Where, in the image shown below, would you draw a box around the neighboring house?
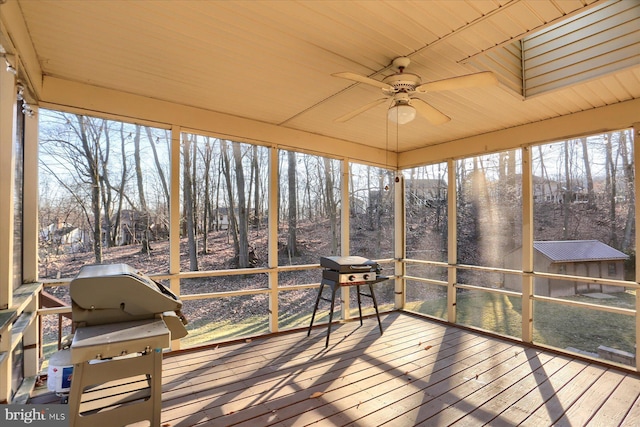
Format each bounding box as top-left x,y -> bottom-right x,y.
504,240 -> 628,297
101,209 -> 153,246
509,174 -> 590,204
40,221 -> 87,254
215,207 -> 231,231
406,178 -> 447,207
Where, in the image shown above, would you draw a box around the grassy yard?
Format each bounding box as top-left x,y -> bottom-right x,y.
406,289 -> 637,355
180,301 -> 397,348
181,289 -> 637,357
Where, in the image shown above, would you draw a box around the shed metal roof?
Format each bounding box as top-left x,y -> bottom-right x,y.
534,240 -> 629,263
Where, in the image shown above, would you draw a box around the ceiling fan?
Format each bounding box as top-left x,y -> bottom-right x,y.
333,57 -> 498,125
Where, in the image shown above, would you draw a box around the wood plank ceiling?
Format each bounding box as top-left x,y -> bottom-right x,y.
6,0 -> 640,161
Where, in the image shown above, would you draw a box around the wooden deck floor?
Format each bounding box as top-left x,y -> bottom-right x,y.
31,312 -> 640,426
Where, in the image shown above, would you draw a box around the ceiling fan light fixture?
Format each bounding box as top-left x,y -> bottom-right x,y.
388,104 -> 416,124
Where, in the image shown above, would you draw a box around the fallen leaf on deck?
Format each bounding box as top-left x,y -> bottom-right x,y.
310,392 -> 324,398
424,345 -> 433,351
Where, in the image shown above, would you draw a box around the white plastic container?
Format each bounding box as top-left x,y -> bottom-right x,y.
47,349 -> 74,393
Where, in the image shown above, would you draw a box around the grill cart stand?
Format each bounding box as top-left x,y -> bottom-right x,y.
308,256 -> 389,347
307,277 -> 388,347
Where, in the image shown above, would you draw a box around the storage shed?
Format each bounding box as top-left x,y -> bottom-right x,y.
504,240 -> 629,297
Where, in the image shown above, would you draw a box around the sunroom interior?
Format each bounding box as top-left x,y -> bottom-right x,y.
1,0 -> 640,425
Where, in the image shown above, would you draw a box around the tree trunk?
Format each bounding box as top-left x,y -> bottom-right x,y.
537,145 -> 553,201
367,167 -> 375,230
144,127 -> 170,213
376,171 -> 384,230
113,122 -> 128,247
287,150 -> 298,258
233,142 -> 250,267
580,137 -> 595,207
323,157 -> 338,255
99,121 -> 114,247
304,156 -> 312,222
563,140 -> 571,239
215,155 -> 223,231
201,137 -> 213,254
134,125 -> 147,213
252,145 -> 260,227
605,134 -> 618,247
182,134 -> 198,271
76,115 -> 103,263
619,131 -> 635,250
220,140 -> 240,256
133,125 -> 152,254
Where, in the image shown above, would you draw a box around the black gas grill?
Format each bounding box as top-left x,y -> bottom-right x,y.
308,256 -> 389,347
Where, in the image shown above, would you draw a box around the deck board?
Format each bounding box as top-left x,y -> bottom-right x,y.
519,364 -> 606,426
455,354 -> 572,426
29,311 -> 640,426
587,374 -> 640,426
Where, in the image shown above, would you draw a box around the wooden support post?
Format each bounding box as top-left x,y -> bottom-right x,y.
394,172 -> 405,310
521,146 -> 534,343
268,146 -> 279,333
633,123 -> 640,372
447,160 -> 457,323
340,160 -> 350,320
169,125 -> 181,351
0,51 -> 17,403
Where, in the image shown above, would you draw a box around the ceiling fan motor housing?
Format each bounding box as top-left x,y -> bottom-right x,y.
382,73 -> 422,95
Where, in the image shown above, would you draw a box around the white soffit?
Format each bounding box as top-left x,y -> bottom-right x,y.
468,0 -> 640,99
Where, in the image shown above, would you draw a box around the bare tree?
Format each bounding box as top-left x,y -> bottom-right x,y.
182,134 -> 198,270
198,137 -> 214,254
111,122 -> 129,248
220,139 -> 240,257
323,157 -> 338,255
619,131 -> 635,251
605,133 -> 618,247
537,145 -> 554,200
287,150 -> 298,257
144,127 -> 170,210
251,145 -> 261,227
132,125 -> 153,254
303,156 -> 313,222
219,139 -> 253,267
563,140 -> 572,239
233,142 -> 250,267
580,137 -> 595,207
71,115 -> 105,263
98,120 -> 115,248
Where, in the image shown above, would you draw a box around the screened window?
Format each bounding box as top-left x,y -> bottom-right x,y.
39,110 -> 170,278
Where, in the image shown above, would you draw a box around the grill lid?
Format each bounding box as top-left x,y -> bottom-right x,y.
320,256 -> 378,273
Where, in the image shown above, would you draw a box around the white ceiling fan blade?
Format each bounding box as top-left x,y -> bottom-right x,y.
335,98 -> 388,123
332,72 -> 394,91
415,71 -> 498,93
410,98 -> 451,125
